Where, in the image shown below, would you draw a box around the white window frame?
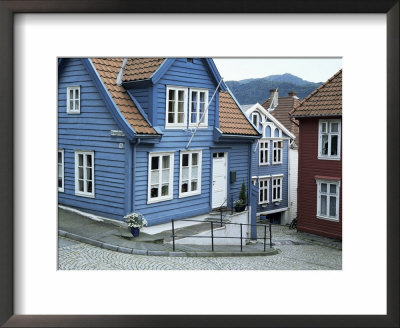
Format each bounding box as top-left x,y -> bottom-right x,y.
272,175 -> 283,202
251,112 -> 259,128
316,179 -> 340,221
74,151 -> 95,198
259,140 -> 269,165
148,152 -> 174,204
165,86 -> 188,128
251,176 -> 258,186
258,176 -> 270,204
189,88 -> 209,128
318,119 -> 341,160
67,86 -> 80,114
179,150 -> 202,198
272,140 -> 283,164
58,149 -> 64,192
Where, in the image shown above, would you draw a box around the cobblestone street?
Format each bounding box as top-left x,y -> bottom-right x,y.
58,231 -> 342,270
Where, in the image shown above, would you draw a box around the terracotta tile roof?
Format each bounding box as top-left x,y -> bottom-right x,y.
219,91 -> 259,136
291,70 -> 342,117
122,58 -> 165,82
262,96 -> 300,141
91,58 -> 157,135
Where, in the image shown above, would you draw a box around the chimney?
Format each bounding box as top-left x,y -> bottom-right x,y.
270,89 -> 278,100
268,89 -> 279,110
288,91 -> 297,97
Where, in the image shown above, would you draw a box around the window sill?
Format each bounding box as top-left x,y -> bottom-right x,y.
259,163 -> 270,166
147,196 -> 173,204
165,125 -> 187,130
75,192 -> 95,198
272,162 -> 283,165
188,124 -> 208,129
316,215 -> 339,222
179,191 -> 201,198
259,202 -> 269,206
67,111 -> 81,115
318,156 -> 341,161
272,200 -> 282,204
58,188 -> 64,192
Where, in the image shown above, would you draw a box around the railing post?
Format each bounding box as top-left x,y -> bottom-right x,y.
211,221 -> 214,252
240,223 -> 243,252
269,220 -> 272,248
264,224 -> 266,252
172,219 -> 175,252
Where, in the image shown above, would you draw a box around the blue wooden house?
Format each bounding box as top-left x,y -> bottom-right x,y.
58,58 -> 260,226
244,103 -> 296,225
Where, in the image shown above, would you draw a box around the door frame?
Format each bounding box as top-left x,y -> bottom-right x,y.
211,150 -> 229,209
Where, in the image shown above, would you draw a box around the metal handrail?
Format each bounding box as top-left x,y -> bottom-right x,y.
171,218 -> 272,252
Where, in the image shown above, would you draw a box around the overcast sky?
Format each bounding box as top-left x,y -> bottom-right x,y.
213,58 -> 342,83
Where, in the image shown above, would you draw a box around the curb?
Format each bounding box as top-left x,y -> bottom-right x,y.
59,230 -> 279,257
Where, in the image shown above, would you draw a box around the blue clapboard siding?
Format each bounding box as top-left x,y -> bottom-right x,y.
131,58 -> 252,225
131,87 -> 150,118
251,139 -> 289,213
58,58 -> 129,220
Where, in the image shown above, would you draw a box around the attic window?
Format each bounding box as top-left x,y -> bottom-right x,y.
187,58 -> 194,63
67,86 -> 80,114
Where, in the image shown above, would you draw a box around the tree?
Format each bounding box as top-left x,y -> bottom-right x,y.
239,181 -> 247,205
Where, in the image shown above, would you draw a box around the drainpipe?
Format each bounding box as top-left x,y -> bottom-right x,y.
131,138 -> 141,212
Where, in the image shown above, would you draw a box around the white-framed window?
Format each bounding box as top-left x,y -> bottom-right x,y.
179,150 -> 202,197
318,120 -> 341,159
67,86 -> 80,114
148,152 -> 174,203
74,151 -> 94,197
189,89 -> 208,127
259,177 -> 270,204
166,86 -> 187,128
58,149 -> 64,192
272,175 -> 283,201
272,140 -> 283,164
259,140 -> 269,165
251,112 -> 259,128
316,179 -> 340,221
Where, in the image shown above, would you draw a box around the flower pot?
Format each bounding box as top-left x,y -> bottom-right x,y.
130,227 -> 140,237
234,205 -> 246,212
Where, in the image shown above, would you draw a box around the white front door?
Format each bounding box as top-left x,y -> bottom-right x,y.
212,152 -> 227,209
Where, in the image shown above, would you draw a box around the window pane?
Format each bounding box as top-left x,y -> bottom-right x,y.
330,135 -> 338,155
260,180 -> 264,188
178,90 -> 184,101
70,100 -> 74,110
168,89 -> 175,101
150,186 -> 158,198
161,184 -> 169,196
79,180 -> 84,192
87,181 -> 92,193
321,183 -> 327,193
192,166 -> 198,179
191,180 -> 198,191
218,152 -> 224,157
321,122 -> 327,132
162,156 -> 170,169
182,167 -> 189,180
277,187 -> 281,198
259,190 -> 263,202
162,169 -> 169,183
75,100 -> 79,110
252,115 -> 257,125
69,89 -> 74,99
273,188 -> 276,199
320,195 -> 327,215
86,168 -> 92,180
330,122 -> 339,132
75,89 -> 79,99
79,167 -> 84,179
182,154 -> 189,167
86,155 -> 92,167
78,154 -> 83,166
58,165 -> 62,177
181,182 -> 188,193
192,153 -> 198,165
58,152 -> 62,164
329,196 -> 337,217
321,135 -> 329,155
58,177 -> 62,188
330,184 -> 337,194
260,150 -> 264,163
151,170 -> 159,184
168,113 -> 174,123
200,92 -> 205,102
213,153 -> 217,158
177,112 -> 184,123
151,156 -> 159,170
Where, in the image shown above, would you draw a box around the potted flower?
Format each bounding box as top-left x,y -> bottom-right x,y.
124,212 -> 147,237
234,181 -> 247,212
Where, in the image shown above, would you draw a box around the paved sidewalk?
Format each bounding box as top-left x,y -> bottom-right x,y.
58,207 -> 342,257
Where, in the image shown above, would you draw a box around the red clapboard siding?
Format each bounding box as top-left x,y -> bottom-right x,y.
297,117 -> 342,239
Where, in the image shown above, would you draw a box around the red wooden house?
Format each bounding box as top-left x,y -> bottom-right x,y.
290,70 -> 342,239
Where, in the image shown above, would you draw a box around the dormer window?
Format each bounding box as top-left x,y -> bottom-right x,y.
189,89 -> 208,127
67,86 -> 80,114
251,112 -> 259,128
187,58 -> 194,63
166,86 -> 187,128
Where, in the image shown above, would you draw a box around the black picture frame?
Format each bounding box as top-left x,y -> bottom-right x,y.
0,1 -> 398,327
